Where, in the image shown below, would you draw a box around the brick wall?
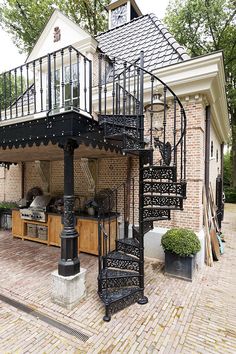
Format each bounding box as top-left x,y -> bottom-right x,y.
0,165 -> 22,201
0,96 -> 208,233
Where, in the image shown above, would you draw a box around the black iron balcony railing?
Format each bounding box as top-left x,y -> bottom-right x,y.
0,45 -> 92,121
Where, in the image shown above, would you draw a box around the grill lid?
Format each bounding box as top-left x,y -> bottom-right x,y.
30,195 -> 51,209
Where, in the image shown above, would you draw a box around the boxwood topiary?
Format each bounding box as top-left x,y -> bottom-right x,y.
161,228 -> 201,257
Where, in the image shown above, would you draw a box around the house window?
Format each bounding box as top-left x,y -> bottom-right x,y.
216,149 -> 218,162
46,69 -> 60,109
64,63 -> 79,108
211,141 -> 213,158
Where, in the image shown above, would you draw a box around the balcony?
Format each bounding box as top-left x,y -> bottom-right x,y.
0,45 -> 92,124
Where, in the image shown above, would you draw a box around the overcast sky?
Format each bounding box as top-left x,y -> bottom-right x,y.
0,0 -> 170,72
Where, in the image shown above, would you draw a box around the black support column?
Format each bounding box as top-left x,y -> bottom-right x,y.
58,139 -> 80,276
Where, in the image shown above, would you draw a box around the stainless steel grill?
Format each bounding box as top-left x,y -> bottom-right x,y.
20,195 -> 51,222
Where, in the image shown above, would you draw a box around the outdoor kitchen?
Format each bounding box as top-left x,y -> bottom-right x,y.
11,185 -> 118,255
4,155 -> 121,256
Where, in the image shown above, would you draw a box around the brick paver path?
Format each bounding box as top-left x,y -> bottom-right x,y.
0,204 -> 236,353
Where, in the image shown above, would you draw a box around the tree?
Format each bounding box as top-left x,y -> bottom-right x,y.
0,0 -> 109,54
165,0 -> 236,187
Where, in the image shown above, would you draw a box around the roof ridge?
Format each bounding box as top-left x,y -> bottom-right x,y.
96,14 -> 149,38
148,13 -> 189,61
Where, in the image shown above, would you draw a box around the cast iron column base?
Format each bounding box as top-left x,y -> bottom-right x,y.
58,140 -> 80,277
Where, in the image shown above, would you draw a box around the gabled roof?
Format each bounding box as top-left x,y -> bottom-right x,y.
96,14 -> 190,71
27,9 -> 94,63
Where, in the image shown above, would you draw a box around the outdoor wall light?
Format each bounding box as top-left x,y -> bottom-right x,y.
145,90 -> 171,166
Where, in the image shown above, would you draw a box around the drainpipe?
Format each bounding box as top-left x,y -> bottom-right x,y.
205,106 -> 211,201
21,162 -> 25,199
220,143 -> 224,180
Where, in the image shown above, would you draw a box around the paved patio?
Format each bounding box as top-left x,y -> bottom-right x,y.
0,204 -> 236,353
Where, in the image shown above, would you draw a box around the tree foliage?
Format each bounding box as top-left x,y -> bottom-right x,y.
165,0 -> 236,187
0,0 -> 109,54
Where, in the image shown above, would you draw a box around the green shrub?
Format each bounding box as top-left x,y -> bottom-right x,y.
223,151 -> 232,187
0,201 -> 18,209
224,187 -> 236,203
161,228 -> 201,256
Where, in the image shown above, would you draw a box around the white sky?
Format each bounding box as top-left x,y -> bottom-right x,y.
0,0 -> 170,72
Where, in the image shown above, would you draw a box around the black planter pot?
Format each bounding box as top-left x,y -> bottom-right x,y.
0,209 -> 13,230
164,250 -> 196,281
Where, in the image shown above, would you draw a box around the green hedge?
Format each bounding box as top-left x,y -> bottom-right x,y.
161,228 -> 201,256
0,201 -> 18,210
224,187 -> 236,203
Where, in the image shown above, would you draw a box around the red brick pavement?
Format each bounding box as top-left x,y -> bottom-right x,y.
0,204 -> 235,353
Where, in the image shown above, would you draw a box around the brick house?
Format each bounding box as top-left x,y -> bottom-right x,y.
0,0 -> 230,320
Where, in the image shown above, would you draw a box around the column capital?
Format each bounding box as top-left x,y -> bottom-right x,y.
59,139 -> 78,153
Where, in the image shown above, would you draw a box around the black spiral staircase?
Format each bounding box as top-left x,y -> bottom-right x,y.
97,52 -> 187,321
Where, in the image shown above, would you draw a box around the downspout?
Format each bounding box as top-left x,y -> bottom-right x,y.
21,162 -> 25,199
220,143 -> 224,180
205,106 -> 211,201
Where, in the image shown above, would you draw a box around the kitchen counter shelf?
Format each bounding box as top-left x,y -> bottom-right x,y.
12,210 -> 117,255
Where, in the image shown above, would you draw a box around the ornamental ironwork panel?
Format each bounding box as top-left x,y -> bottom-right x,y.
106,257 -> 140,272
103,123 -> 140,140
143,181 -> 186,197
101,276 -> 140,290
99,114 -> 139,128
107,289 -> 143,315
117,242 -> 140,258
142,166 -> 177,181
143,195 -> 183,209
142,208 -> 171,221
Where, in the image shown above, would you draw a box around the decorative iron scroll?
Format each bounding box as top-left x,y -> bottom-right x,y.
154,138 -> 172,166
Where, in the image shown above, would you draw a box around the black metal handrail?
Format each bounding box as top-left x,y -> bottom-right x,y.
97,178 -> 137,284
0,45 -> 92,121
98,51 -> 187,180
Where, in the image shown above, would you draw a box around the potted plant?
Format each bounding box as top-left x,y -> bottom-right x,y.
0,201 -> 18,229
161,228 -> 201,281
84,199 -> 98,216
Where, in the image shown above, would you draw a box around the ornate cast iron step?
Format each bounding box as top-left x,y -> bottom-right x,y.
99,114 -> 140,126
143,181 -> 187,198
100,287 -> 143,321
142,208 -> 171,222
104,131 -> 139,141
132,220 -> 154,240
99,269 -> 140,290
99,114 -> 141,141
142,166 -> 177,182
116,238 -> 140,258
143,195 -> 183,209
104,251 -> 140,272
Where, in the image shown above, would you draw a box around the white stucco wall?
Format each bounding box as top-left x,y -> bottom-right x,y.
209,123 -> 222,202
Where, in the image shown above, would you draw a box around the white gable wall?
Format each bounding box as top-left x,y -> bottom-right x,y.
27,11 -> 94,63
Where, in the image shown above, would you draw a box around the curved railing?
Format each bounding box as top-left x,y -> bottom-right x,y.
98,51 -> 187,180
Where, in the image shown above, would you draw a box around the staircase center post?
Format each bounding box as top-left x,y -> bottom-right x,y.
58,139 -> 80,276
137,154 -> 148,305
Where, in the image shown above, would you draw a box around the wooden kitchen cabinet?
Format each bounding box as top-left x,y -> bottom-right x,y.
12,209 -> 24,237
11,210 -> 117,255
48,214 -> 63,246
77,217 -> 117,256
